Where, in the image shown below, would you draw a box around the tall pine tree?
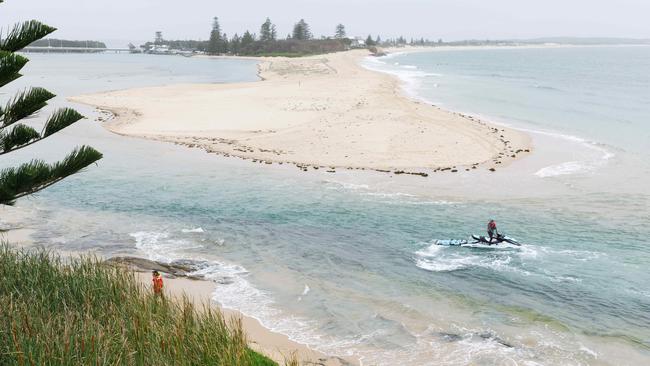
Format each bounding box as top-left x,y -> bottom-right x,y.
292,19 -> 312,40
259,18 -> 277,42
0,9 -> 102,205
335,24 -> 346,39
207,17 -> 222,54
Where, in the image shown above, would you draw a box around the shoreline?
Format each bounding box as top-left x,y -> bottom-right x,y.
70,49 -> 531,175
129,265 -> 358,366
0,205 -> 357,366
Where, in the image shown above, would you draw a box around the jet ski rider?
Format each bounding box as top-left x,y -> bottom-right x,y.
487,219 -> 498,243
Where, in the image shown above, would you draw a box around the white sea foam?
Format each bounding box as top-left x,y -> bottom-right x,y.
182,227 -> 205,233
415,257 -> 470,272
323,180 -> 369,191
579,343 -> 599,359
132,231 -> 181,262
298,284 -> 311,301
362,56 -> 442,102
523,128 -> 615,178
535,161 -> 591,178
414,242 -> 527,274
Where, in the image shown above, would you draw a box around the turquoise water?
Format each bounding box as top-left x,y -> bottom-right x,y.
2,50 -> 650,365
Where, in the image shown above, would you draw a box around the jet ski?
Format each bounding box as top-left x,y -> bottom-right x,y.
436,233 -> 521,247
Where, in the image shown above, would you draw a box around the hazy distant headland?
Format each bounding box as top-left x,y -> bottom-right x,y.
23,38 -> 107,53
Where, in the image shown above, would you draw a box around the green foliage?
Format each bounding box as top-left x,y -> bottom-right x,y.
260,18 -> 277,42
0,87 -> 55,127
292,19 -> 312,41
0,51 -> 28,87
234,39 -> 347,57
0,123 -> 39,152
42,107 -> 84,137
0,246 -> 277,365
230,33 -> 242,54
335,24 -> 346,39
0,20 -> 56,52
207,17 -> 228,54
241,30 -> 256,48
0,4 -> 101,205
0,146 -> 102,205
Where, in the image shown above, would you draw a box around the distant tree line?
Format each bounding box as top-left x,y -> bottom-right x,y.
141,17 -> 456,57
29,39 -> 107,48
141,18 -> 353,57
202,17 -> 351,56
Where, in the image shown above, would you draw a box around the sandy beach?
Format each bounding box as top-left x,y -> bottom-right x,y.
71,49 -> 530,173
133,273 -> 356,366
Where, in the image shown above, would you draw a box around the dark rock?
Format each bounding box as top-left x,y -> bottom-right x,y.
106,256 -> 195,278
438,332 -> 463,342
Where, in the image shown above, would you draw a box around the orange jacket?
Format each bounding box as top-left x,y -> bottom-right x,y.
153,275 -> 163,293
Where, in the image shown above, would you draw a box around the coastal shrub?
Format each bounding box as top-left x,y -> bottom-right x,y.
0,245 -> 277,366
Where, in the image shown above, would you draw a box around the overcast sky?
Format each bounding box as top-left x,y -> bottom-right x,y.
2,0 -> 649,47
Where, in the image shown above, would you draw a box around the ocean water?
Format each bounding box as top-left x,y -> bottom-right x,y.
2,49 -> 650,365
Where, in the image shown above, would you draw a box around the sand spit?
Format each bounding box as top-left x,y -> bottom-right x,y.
71,49 -> 530,175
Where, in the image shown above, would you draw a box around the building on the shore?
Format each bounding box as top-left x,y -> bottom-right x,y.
144,44 -> 171,54
349,37 -> 367,49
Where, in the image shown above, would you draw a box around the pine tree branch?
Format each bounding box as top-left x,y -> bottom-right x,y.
0,87 -> 55,128
42,108 -> 84,137
0,146 -> 103,205
0,51 -> 28,88
0,20 -> 56,52
0,123 -> 39,153
0,109 -> 86,156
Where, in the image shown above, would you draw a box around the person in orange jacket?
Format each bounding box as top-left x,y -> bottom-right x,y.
152,270 -> 164,295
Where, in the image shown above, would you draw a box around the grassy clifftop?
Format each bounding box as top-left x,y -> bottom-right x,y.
0,245 -> 280,365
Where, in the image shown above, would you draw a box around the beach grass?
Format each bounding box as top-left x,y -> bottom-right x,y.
0,244 -> 278,365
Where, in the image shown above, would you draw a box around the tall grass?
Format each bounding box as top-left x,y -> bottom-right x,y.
0,245 -> 277,365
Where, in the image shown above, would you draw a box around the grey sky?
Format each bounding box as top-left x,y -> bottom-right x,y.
2,0 -> 649,47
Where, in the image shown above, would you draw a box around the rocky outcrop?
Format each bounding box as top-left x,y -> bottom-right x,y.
105,256 -> 204,280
